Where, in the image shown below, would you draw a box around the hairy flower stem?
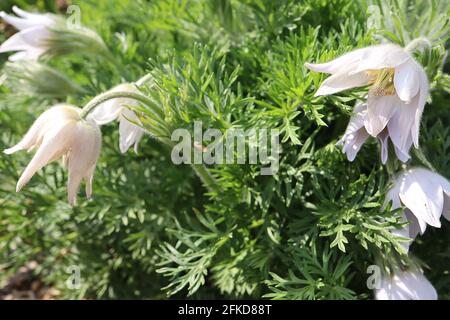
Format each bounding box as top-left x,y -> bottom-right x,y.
385,156 -> 396,178
190,164 -> 222,194
384,142 -> 398,178
413,148 -> 436,172
80,91 -> 164,120
136,74 -> 153,86
405,37 -> 432,53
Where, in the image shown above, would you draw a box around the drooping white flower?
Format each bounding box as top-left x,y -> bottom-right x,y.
306,43 -> 429,162
375,269 -> 437,300
0,6 -> 108,61
4,104 -> 102,205
87,83 -> 144,153
386,167 -> 450,249
337,101 -> 413,164
0,6 -> 57,61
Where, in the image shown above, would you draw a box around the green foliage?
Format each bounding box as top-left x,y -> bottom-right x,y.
0,0 -> 449,300
265,244 -> 356,300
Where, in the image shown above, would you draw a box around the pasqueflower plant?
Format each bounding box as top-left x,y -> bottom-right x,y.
0,0 -> 448,300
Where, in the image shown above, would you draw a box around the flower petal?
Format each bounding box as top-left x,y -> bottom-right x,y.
16,120 -> 77,192
305,46 -> 369,74
350,44 -> 411,74
364,94 -> 397,136
4,104 -> 78,154
389,210 -> 421,253
7,49 -> 43,61
399,168 -> 443,231
87,99 -> 122,125
404,209 -> 421,240
376,270 -> 437,300
433,172 -> 450,221
314,71 -> 369,96
11,6 -> 54,26
337,102 -> 370,161
386,181 -> 402,209
411,66 -> 429,148
88,83 -> 141,125
394,60 -> 419,103
442,195 -> 450,222
0,11 -> 36,30
67,168 -> 83,206
66,120 -> 101,205
392,135 -> 412,163
378,130 -> 389,164
0,26 -> 50,57
84,164 -> 96,199
119,109 -> 143,153
396,270 -> 437,300
387,87 -> 418,154
339,129 -> 369,162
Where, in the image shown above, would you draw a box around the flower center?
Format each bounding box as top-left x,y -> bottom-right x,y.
367,68 -> 396,96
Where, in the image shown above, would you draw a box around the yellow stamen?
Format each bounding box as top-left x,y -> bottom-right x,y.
366,68 -> 396,96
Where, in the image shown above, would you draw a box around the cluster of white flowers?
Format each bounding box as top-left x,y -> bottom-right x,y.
306,43 -> 448,299
1,7 -> 148,204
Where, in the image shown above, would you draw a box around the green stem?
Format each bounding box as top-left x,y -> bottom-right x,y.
190,164 -> 222,194
384,142 -> 397,178
136,74 -> 153,86
80,91 -> 164,120
405,37 -> 432,53
385,156 -> 396,178
413,147 -> 436,172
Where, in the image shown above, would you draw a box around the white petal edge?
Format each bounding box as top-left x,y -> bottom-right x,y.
399,168 -> 444,231
364,94 -> 397,137
314,71 -> 370,96
393,60 -> 420,103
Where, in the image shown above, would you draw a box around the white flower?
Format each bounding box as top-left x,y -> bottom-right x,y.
386,167 -> 450,250
4,104 -> 102,205
88,83 -> 144,153
0,6 -> 57,61
306,43 -> 429,162
375,269 -> 437,300
337,101 -> 413,164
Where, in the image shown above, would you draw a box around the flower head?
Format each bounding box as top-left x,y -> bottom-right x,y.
0,6 -> 108,61
88,83 -> 144,153
4,104 -> 102,205
306,43 -> 429,162
375,268 -> 437,300
386,167 -> 450,250
0,6 -> 56,61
